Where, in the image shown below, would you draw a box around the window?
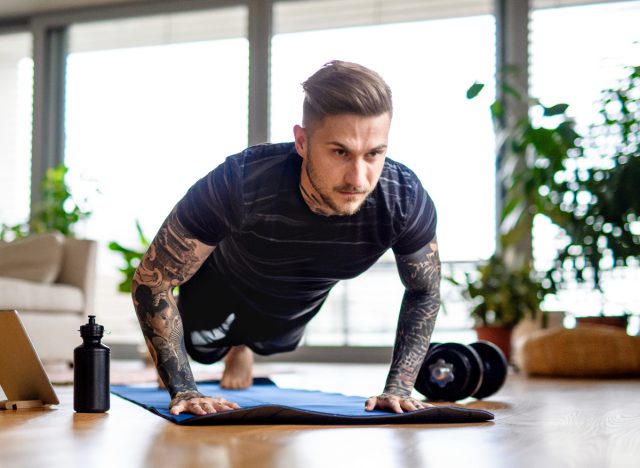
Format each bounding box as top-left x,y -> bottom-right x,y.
530,0 -> 640,327
271,2 -> 496,345
64,7 -> 249,342
0,32 -> 32,233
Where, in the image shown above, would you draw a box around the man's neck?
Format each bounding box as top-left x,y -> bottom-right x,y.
299,181 -> 332,216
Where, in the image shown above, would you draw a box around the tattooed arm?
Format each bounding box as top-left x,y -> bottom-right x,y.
132,208 -> 239,415
365,237 -> 441,413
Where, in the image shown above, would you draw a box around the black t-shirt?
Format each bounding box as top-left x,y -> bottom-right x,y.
176,142 -> 437,320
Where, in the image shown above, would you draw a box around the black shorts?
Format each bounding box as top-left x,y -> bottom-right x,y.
177,261 -> 311,364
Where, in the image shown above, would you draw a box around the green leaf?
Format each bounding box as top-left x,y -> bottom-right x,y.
108,241 -> 138,255
466,82 -> 485,100
135,219 -> 151,248
490,101 -> 504,120
543,103 -> 569,116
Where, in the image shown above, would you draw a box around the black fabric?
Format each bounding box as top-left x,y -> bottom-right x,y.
178,261 -> 310,363
175,142 -> 437,330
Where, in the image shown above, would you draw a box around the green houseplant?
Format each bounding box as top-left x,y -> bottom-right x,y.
453,74 -> 580,357
459,64 -> 640,338
108,220 -> 150,293
467,76 -> 581,261
547,64 -> 640,327
463,255 -> 553,328
0,164 -> 92,241
450,254 -> 555,359
551,65 -> 640,287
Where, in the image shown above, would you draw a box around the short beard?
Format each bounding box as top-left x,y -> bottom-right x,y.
305,147 -> 368,217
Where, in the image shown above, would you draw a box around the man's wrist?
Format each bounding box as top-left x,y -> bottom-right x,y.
382,386 -> 412,398
169,389 -> 204,406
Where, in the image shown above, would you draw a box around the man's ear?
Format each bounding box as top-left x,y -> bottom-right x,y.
293,124 -> 307,158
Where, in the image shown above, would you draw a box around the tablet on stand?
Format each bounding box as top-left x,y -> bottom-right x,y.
0,310 -> 60,409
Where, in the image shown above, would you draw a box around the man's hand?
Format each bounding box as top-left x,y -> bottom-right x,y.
374,239 -> 441,414
169,390 -> 241,415
364,393 -> 433,413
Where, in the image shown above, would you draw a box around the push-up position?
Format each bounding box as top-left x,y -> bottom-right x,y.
132,60 -> 440,415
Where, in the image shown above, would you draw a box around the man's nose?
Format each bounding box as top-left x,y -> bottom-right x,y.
344,159 -> 367,189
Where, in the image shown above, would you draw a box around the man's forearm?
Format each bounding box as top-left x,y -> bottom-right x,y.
384,289 -> 439,396
130,208 -> 215,400
132,282 -> 199,398
386,238 -> 441,397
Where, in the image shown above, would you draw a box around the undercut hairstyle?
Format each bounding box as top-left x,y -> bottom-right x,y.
301,60 -> 393,131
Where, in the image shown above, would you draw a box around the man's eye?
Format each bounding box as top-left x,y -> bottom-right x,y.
334,149 -> 346,157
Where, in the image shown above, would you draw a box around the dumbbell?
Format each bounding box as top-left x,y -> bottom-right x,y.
414,341 -> 508,402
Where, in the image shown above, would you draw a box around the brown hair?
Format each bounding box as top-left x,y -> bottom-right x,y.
301,60 -> 393,130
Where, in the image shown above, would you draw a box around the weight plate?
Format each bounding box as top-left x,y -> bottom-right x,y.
470,341 -> 508,399
414,342 -> 442,397
415,343 -> 483,402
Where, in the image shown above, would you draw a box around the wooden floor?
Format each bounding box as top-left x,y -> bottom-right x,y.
1,362 -> 639,468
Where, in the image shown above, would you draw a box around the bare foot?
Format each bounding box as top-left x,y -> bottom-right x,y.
221,345 -> 254,389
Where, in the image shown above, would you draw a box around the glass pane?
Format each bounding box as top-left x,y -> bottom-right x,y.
0,32 -> 32,234
271,17 -> 496,262
271,13 -> 496,345
531,1 -> 640,125
65,7 -> 249,343
530,1 -> 640,321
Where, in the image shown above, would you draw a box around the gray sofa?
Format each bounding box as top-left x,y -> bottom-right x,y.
0,233 -> 97,363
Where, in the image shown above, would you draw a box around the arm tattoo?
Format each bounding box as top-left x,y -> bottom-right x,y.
384,237 -> 441,397
131,208 -> 214,398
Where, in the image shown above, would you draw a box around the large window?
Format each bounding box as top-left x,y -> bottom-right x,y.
64,7 -> 249,342
21,0 -> 638,351
271,3 -> 496,345
530,0 -> 640,325
0,32 -> 32,232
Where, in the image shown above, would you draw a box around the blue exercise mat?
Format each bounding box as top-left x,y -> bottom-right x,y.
111,378 -> 494,425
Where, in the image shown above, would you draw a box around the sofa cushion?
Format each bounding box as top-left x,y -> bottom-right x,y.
0,277 -> 83,313
0,233 -> 65,283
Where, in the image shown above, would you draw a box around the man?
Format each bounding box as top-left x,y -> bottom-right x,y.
132,60 -> 440,416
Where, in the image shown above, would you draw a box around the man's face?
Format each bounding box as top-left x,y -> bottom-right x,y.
294,113 -> 391,216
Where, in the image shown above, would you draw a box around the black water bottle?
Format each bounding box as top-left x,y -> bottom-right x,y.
74,315 -> 110,413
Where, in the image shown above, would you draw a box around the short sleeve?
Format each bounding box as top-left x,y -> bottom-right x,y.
174,155 -> 244,246
392,182 -> 437,256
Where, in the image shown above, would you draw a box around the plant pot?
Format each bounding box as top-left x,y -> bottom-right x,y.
575,315 -> 628,331
475,326 -> 513,362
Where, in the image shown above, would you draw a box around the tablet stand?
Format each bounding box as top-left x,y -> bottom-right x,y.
0,399 -> 45,410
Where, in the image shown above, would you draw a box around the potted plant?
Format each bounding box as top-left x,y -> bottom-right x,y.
449,254 -> 554,359
454,72 -> 579,357
462,64 -> 640,333
467,72 -> 581,264
0,164 -> 92,241
547,65 -> 640,328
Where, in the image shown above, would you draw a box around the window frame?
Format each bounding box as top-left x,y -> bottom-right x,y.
14,0 -> 637,359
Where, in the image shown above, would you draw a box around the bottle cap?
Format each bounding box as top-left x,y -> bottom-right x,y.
80,315 -> 104,339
